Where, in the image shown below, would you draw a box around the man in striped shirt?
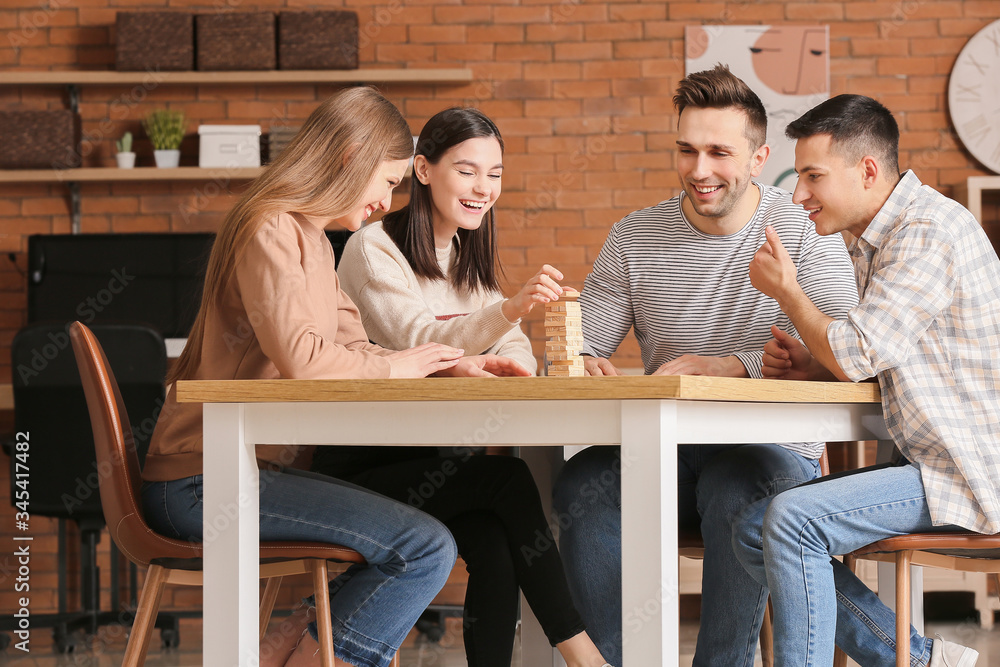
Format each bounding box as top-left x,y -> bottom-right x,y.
552,65 -> 859,667
735,95 -> 990,666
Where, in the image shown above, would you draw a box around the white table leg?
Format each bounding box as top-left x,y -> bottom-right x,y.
621,400 -> 679,666
203,403 -> 260,667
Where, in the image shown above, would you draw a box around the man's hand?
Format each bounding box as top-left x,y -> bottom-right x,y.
749,226 -> 801,305
762,326 -> 814,379
437,354 -> 533,378
583,356 -> 623,376
763,326 -> 841,381
652,354 -> 747,377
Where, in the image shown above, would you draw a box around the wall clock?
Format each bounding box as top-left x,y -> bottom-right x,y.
948,18 -> 1000,174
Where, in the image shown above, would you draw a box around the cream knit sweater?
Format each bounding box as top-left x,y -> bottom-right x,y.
338,221 -> 538,375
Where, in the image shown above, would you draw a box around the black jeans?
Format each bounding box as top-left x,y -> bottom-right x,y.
314,452 -> 586,667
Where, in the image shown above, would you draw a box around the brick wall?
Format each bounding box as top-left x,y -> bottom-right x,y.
1,0 -> 998,635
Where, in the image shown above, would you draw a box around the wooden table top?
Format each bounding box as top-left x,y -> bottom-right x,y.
175,375 -> 881,405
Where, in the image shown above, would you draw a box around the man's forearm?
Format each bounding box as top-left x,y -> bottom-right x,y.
780,286 -> 851,382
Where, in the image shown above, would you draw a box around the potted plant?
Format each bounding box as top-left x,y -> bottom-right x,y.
143,109 -> 185,168
114,131 -> 135,169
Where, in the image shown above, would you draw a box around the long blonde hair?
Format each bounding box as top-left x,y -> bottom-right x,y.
169,86 -> 413,384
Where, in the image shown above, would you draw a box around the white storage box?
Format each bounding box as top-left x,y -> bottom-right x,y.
198,125 -> 261,168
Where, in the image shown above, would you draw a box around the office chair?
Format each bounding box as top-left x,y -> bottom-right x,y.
69,321 -> 400,666
1,322 -> 170,652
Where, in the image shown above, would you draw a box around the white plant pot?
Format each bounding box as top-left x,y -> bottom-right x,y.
154,149 -> 181,168
115,152 -> 136,169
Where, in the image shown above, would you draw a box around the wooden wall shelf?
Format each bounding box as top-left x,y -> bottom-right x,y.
0,68 -> 473,86
0,166 -> 263,183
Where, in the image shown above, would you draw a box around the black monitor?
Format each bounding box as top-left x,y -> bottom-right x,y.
27,230 -> 352,338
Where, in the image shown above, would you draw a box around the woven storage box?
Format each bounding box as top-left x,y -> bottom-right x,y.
196,12 -> 275,71
0,110 -> 81,169
278,11 -> 359,70
116,12 -> 194,71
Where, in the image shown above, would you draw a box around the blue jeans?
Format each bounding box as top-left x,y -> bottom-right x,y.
732,462 -> 945,667
552,444 -> 819,667
142,466 -> 457,667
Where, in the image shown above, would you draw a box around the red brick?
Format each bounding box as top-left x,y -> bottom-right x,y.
786,2 -> 844,20
877,56 -> 939,76
553,80 -> 610,99
669,3 -> 728,21
523,62 -> 581,80
526,23 -> 583,42
433,5 -> 491,23
494,6 -> 550,23
552,4 -> 607,23
468,24 -> 524,43
555,41 -> 611,61
496,43 -> 553,62
584,22 -> 643,41
610,4 -> 667,21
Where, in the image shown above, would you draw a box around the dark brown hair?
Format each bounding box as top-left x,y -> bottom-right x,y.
382,107 -> 504,293
673,63 -> 768,150
785,94 -> 900,179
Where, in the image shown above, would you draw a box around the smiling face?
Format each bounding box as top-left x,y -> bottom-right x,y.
331,158 -> 410,231
791,134 -> 873,238
414,136 -> 503,248
676,106 -> 769,235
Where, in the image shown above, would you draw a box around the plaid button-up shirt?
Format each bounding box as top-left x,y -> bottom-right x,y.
828,170 -> 1000,534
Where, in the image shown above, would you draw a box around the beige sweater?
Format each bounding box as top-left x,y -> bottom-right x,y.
143,212 -> 392,482
337,221 -> 537,375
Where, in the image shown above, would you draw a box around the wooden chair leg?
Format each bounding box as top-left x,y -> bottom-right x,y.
896,551 -> 913,667
390,653 -> 400,667
759,597 -> 774,667
260,576 -> 283,640
311,560 -> 335,667
123,564 -> 169,667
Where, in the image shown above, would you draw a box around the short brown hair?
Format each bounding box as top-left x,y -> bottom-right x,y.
673,64 -> 768,150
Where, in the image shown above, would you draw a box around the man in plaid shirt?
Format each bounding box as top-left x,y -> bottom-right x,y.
734,94 -> 998,667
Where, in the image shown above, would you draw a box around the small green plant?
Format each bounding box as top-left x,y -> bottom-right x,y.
115,131 -> 133,153
142,110 -> 186,150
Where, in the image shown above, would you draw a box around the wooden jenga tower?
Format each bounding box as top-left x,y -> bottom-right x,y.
544,288 -> 585,376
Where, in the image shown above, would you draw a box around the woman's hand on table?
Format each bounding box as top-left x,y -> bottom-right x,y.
387,342 -> 464,378
502,264 -> 565,322
436,354 -> 533,378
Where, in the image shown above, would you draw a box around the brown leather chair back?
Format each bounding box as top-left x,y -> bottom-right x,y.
69,321 -> 201,566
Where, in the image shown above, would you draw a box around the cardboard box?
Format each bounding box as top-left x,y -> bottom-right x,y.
198,125 -> 261,168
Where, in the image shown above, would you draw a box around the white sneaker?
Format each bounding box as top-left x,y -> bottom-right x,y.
929,634 -> 979,667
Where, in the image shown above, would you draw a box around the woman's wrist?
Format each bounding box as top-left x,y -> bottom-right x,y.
501,298 -> 522,323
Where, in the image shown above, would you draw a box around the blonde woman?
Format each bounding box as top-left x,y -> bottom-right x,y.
141,88 -> 527,667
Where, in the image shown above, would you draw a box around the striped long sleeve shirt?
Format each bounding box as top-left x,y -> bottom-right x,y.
580,183 -> 859,459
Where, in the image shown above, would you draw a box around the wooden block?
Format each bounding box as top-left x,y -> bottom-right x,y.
549,358 -> 584,368
545,342 -> 584,353
545,302 -> 581,313
560,288 -> 581,301
547,367 -> 586,377
547,351 -> 582,361
544,315 -> 582,324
